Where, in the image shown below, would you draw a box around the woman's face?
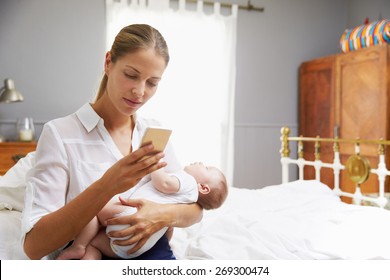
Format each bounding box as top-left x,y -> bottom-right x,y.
105,48 -> 166,116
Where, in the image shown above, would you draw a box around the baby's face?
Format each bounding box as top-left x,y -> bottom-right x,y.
184,162 -> 219,184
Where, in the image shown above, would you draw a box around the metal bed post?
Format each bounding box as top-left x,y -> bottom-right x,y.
371,143 -> 389,208
297,139 -> 304,180
280,127 -> 290,184
332,138 -> 342,193
314,136 -> 321,181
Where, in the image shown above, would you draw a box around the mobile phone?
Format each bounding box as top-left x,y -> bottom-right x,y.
140,127 -> 172,152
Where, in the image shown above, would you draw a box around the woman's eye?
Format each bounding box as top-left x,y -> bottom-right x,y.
147,81 -> 158,87
124,73 -> 137,79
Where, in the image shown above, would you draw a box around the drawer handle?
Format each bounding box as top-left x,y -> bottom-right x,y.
12,154 -> 26,163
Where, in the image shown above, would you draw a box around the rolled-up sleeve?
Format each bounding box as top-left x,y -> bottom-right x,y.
21,122 -> 69,239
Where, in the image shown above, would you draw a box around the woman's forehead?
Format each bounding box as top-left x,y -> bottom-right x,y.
118,49 -> 166,76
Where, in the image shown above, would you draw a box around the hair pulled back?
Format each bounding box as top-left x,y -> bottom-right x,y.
95,24 -> 169,101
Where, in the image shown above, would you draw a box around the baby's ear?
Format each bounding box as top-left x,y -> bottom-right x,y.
198,183 -> 210,194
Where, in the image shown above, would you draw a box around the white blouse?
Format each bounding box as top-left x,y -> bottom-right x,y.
21,103 -> 182,244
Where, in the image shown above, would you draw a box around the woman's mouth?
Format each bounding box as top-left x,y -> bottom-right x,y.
123,98 -> 142,108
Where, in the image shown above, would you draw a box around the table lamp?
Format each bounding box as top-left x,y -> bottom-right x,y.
0,78 -> 24,142
0,79 -> 24,103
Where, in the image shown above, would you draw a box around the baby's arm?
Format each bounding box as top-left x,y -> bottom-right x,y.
150,169 -> 180,194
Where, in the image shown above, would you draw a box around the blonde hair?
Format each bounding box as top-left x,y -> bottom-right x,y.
94,24 -> 169,101
197,171 -> 228,210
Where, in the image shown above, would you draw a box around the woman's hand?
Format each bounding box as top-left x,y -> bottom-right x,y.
105,197 -> 203,256
100,144 -> 167,196
105,197 -> 171,254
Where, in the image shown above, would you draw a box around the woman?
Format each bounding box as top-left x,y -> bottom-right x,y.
21,24 -> 202,260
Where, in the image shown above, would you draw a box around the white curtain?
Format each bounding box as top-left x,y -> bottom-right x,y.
105,0 -> 237,185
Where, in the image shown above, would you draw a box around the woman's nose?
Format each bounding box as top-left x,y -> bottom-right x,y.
132,83 -> 145,97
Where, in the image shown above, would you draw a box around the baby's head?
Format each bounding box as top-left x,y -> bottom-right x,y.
184,162 -> 228,210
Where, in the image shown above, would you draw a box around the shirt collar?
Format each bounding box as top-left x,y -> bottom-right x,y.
75,103 -> 101,133
75,103 -> 140,133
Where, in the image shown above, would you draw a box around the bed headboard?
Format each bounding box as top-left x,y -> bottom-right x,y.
280,126 -> 389,208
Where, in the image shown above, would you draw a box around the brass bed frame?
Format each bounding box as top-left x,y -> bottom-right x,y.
280,126 -> 390,208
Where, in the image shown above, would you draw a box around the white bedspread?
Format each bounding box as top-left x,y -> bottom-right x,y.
170,180 -> 390,259
2,179 -> 390,260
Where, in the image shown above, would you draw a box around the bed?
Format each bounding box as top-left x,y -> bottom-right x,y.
1,127 -> 390,260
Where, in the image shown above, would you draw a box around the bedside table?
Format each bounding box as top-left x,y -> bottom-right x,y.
0,142 -> 37,175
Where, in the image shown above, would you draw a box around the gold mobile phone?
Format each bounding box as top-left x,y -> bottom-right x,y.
140,127 -> 172,154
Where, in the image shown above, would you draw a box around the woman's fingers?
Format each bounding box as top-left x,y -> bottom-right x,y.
127,237 -> 148,255
118,197 -> 143,208
105,198 -> 167,256
123,151 -> 167,179
128,143 -> 155,163
102,150 -> 166,195
106,216 -> 145,237
127,143 -> 164,165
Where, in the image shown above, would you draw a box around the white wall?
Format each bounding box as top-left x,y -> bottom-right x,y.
0,0 -> 389,189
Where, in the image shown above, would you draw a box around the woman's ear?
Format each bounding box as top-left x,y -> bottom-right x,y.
104,51 -> 112,75
198,183 -> 210,194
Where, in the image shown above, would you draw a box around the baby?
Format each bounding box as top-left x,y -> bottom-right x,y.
56,162 -> 228,260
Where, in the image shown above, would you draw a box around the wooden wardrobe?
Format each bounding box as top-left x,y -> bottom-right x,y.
299,44 -> 390,197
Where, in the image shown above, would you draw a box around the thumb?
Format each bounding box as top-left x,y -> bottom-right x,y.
119,197 -> 143,209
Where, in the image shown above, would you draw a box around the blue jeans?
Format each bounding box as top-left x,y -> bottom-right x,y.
103,235 -> 176,260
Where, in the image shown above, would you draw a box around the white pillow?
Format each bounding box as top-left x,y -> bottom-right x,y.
0,152 -> 35,212
0,210 -> 29,259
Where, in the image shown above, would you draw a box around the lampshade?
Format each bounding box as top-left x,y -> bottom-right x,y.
0,79 -> 24,103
